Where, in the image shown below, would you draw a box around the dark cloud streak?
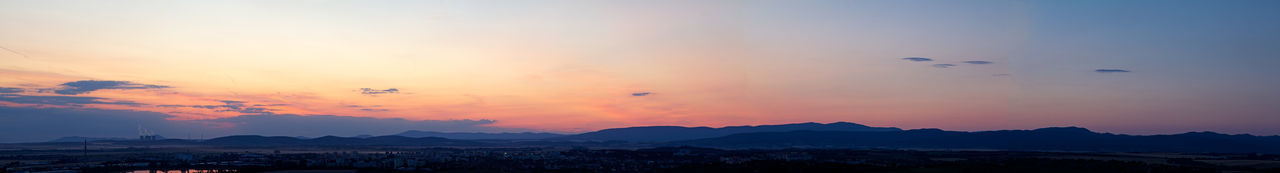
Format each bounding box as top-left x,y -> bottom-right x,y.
963,61 -> 994,64
0,87 -> 22,93
157,100 -> 276,114
360,88 -> 400,95
0,94 -> 143,106
1096,69 -> 1132,73
902,57 -> 933,62
54,80 -> 170,95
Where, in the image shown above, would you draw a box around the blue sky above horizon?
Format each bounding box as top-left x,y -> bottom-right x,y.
1,0 -> 1278,142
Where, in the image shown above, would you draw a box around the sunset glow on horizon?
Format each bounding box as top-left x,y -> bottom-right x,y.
3,0 -> 1279,142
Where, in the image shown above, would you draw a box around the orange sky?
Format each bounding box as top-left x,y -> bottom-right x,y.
2,0 -> 1278,136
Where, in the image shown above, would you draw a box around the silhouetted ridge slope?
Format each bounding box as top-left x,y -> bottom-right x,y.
556,122 -> 901,142
675,127 -> 1280,153
203,135 -> 479,146
204,135 -> 304,146
394,131 -> 564,139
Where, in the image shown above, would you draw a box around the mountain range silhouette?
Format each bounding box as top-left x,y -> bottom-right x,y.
673,126 -> 1280,153
47,122 -> 1280,153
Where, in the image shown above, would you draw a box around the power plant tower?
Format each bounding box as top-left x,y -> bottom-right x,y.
138,125 -> 158,141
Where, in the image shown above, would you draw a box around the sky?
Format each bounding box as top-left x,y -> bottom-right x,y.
2,0 -> 1279,142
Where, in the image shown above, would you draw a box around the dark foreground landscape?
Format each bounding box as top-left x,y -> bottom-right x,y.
4,145 -> 1280,173
4,122 -> 1280,173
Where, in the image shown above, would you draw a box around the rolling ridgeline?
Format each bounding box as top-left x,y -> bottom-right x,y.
64,122 -> 1280,153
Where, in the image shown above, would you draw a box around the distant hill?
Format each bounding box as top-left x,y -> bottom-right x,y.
555,122 -> 902,142
47,136 -> 135,143
674,127 -> 1280,153
203,135 -> 482,146
394,131 -> 565,140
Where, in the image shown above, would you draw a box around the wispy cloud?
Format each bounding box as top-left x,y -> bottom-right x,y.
0,94 -> 143,106
54,80 -> 170,95
963,61 -> 994,64
253,104 -> 288,106
932,64 -> 957,68
359,88 -> 400,95
237,107 -> 275,114
345,104 -> 391,112
0,87 -> 21,93
902,57 -> 933,62
1095,69 -> 1132,73
632,92 -> 652,96
158,100 -> 276,114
